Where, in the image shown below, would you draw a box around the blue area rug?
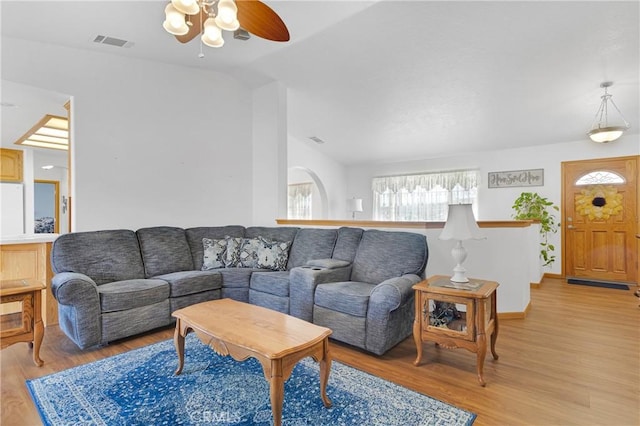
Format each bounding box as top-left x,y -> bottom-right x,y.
27,334 -> 476,425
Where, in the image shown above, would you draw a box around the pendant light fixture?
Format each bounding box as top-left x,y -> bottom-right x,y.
587,81 -> 630,143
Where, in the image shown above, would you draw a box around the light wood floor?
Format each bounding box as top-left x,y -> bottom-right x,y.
1,278 -> 638,425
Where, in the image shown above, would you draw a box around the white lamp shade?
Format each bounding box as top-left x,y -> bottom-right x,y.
171,0 -> 199,15
163,4 -> 189,36
201,18 -> 225,48
347,198 -> 363,212
439,204 -> 484,241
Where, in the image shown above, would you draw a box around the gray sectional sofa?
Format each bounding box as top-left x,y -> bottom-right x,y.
50,225 -> 428,355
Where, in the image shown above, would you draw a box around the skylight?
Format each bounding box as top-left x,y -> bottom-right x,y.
14,114 -> 69,151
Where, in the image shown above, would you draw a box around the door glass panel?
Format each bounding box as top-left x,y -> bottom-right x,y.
575,171 -> 625,186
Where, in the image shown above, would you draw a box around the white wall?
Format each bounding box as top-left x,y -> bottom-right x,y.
3,37 -> 253,231
347,136 -> 639,274
252,82 -> 288,226
288,136 -> 347,219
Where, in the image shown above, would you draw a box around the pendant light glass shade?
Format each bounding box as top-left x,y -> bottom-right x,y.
171,0 -> 199,15
201,18 -> 225,48
588,82 -> 630,143
163,4 -> 189,36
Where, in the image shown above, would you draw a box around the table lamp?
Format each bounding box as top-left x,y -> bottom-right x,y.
347,198 -> 363,220
439,204 -> 485,283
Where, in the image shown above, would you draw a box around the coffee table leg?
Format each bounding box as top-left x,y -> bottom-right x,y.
174,319 -> 185,375
269,372 -> 284,426
319,339 -> 332,407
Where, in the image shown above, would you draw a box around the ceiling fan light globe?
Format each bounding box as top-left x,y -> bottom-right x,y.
215,17 -> 240,32
171,0 -> 199,15
202,18 -> 224,48
216,0 -> 238,25
163,4 -> 189,35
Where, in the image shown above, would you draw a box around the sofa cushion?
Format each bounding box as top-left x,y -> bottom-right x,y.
98,279 -> 169,313
185,226 -> 246,269
153,270 -> 222,298
287,228 -> 338,269
332,227 -> 364,262
351,230 -> 428,284
202,238 -> 228,270
314,281 -> 376,317
136,227 -> 193,277
250,271 -> 291,297
51,229 -> 145,285
217,268 -> 270,288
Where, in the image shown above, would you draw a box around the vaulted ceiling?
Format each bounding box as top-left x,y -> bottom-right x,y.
2,1 -> 638,165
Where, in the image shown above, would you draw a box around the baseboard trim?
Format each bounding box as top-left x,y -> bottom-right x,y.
530,281 -> 541,289
498,301 -> 530,320
543,273 -> 564,280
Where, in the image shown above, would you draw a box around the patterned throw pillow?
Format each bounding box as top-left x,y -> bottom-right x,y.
237,237 -> 263,268
224,236 -> 244,267
201,238 -> 227,270
256,237 -> 292,271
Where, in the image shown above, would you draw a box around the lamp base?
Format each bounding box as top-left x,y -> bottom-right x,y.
450,240 -> 469,283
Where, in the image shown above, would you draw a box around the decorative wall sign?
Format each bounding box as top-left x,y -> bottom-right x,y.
488,168 -> 544,188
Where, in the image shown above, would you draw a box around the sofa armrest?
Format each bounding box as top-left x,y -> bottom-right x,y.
304,259 -> 351,270
369,274 -> 422,313
51,272 -> 102,349
289,264 -> 352,322
365,274 -> 422,355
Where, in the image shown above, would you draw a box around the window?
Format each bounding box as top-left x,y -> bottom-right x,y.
288,183 -> 313,219
372,170 -> 479,221
575,171 -> 625,186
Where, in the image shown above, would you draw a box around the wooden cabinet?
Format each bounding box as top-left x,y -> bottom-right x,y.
0,148 -> 24,182
413,275 -> 499,386
0,240 -> 57,326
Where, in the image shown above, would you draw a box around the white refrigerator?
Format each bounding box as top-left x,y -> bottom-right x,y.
1,182 -> 24,235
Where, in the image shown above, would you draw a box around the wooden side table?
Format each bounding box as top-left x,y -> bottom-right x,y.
413,275 -> 499,386
0,279 -> 45,366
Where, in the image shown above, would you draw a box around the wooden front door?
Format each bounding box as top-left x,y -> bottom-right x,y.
562,156 -> 638,284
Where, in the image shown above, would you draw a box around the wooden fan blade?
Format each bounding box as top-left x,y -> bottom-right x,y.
236,0 -> 290,42
175,9 -> 208,44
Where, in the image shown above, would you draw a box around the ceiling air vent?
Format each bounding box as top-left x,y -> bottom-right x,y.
309,136 -> 325,144
92,35 -> 134,48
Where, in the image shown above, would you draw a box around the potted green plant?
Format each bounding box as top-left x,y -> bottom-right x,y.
512,192 -> 560,267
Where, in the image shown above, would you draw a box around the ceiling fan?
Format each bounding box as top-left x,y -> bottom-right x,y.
163,0 -> 289,49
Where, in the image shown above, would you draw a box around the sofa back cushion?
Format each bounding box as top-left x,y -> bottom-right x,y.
136,226 -> 193,277
245,226 -> 299,242
51,229 -> 145,285
185,226 -> 246,269
331,227 -> 364,262
287,228 -> 338,269
351,230 -> 428,284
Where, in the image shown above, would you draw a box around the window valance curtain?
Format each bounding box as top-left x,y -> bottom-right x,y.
288,182 -> 313,219
372,170 -> 479,193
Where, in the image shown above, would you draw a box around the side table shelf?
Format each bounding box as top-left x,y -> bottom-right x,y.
413,275 -> 499,386
0,279 -> 45,366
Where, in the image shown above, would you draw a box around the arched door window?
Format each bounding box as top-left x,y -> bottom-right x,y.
575,171 -> 625,186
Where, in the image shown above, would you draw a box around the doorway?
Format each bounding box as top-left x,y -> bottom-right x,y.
34,180 -> 59,233
562,156 -> 638,284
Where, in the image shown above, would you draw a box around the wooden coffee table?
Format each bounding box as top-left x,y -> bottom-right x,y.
173,299 -> 332,426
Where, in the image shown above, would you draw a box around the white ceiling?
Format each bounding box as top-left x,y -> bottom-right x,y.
2,1 -> 639,165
